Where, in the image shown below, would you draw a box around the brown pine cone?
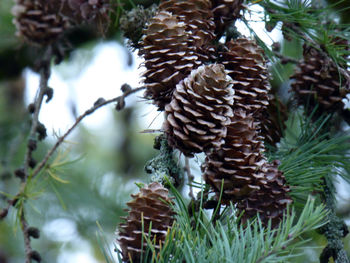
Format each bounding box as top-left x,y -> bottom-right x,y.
159,0 -> 216,62
291,44 -> 349,117
141,11 -> 201,110
202,108 -> 266,203
164,64 -> 234,157
118,182 -> 175,263
237,160 -> 293,227
12,0 -> 70,46
220,38 -> 270,117
211,0 -> 244,37
64,0 -> 110,27
261,94 -> 288,146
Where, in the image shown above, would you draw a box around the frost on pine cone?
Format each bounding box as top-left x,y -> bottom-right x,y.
202,108 -> 265,203
211,0 -> 244,36
261,94 -> 288,145
220,38 -> 270,118
141,11 -> 201,110
163,64 -> 234,157
118,182 -> 175,263
237,161 -> 293,227
291,44 -> 348,116
159,0 -> 216,61
12,0 -> 70,46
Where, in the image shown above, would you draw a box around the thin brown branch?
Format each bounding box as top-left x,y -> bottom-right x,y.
30,86 -> 145,179
140,129 -> 163,133
8,82 -> 144,262
23,50 -> 51,179
16,48 -> 52,262
20,209 -> 32,263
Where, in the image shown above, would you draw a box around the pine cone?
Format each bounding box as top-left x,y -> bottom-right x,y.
261,94 -> 288,145
291,45 -> 348,116
164,64 -> 234,157
118,182 -> 175,263
202,108 -> 265,203
141,11 -> 201,110
159,0 -> 216,50
236,161 -> 293,227
12,0 -> 70,46
211,0 -> 244,37
220,38 -> 270,117
65,0 -> 110,26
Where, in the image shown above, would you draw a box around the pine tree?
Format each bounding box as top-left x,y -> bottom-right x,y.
0,0 -> 350,262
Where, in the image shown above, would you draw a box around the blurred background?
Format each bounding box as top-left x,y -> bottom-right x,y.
1,0 -> 350,262
0,1 -> 161,261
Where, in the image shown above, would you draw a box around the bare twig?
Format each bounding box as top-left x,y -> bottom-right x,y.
140,129 -> 163,133
23,50 -> 51,179
31,86 -> 145,179
20,210 -> 32,263
185,157 -> 195,200
4,82 -> 144,262
16,48 -> 52,262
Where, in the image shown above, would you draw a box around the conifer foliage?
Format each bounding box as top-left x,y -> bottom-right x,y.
2,0 -> 350,262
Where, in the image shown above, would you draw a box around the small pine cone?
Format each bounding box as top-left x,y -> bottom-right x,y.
118,182 -> 175,263
220,38 -> 270,116
211,0 -> 244,37
261,94 -> 288,145
65,0 -> 110,26
12,0 -> 70,46
164,64 -> 234,157
202,108 -> 266,203
291,45 -> 348,116
159,0 -> 216,61
237,161 -> 293,227
141,11 -> 201,110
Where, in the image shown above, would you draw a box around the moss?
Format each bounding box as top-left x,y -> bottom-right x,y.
119,4 -> 158,49
145,135 -> 183,188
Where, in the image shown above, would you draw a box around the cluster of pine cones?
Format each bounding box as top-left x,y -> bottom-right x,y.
12,1 -> 350,262
141,0 -> 293,225
118,0 -> 297,262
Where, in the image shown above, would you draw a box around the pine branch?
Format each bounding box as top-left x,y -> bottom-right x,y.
15,47 -> 52,263
145,134 -> 183,187
23,50 -> 51,179
0,83 -> 144,262
134,190 -> 328,263
4,86 -> 145,206
30,85 -> 145,180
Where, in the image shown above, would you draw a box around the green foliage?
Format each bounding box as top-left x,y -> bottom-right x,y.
269,111 -> 350,206
259,0 -> 350,65
110,184 -> 327,263
0,0 -> 17,50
